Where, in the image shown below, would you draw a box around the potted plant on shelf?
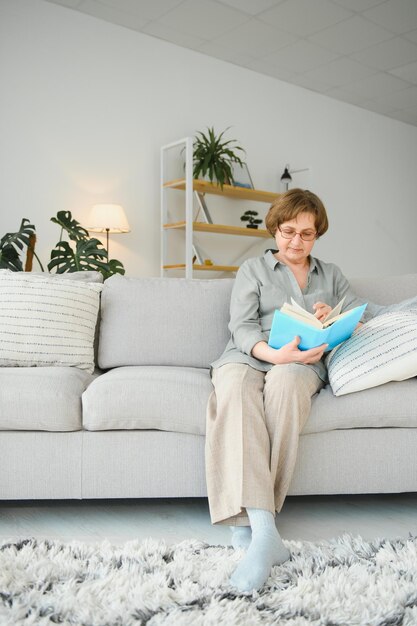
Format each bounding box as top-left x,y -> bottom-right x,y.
193,127 -> 245,189
240,210 -> 262,229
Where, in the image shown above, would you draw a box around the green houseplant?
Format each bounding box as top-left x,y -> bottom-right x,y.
0,219 -> 42,271
193,127 -> 245,189
0,212 -> 125,279
48,211 -> 124,279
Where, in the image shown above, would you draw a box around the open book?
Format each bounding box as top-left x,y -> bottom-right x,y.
268,297 -> 367,351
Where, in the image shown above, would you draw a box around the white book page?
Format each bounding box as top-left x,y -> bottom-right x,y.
283,296 -> 348,329
288,298 -> 317,320
322,307 -> 352,328
281,299 -> 322,329
323,296 -> 346,323
282,308 -> 323,329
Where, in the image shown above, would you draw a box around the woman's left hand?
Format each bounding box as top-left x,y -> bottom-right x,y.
313,302 -> 332,321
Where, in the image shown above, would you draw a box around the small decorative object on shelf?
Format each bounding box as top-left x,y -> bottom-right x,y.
240,210 -> 262,229
193,127 -> 245,189
231,162 -> 254,189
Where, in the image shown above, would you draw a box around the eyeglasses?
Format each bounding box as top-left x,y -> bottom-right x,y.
278,226 -> 317,241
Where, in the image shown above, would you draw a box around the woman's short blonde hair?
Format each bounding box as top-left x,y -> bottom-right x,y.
265,188 -> 329,238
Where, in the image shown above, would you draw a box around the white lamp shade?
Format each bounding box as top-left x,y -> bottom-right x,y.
86,204 -> 130,234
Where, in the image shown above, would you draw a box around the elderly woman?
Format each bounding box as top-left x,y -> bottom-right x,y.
205,188 -> 387,593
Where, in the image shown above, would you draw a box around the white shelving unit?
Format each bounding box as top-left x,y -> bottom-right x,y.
161,137 -> 279,279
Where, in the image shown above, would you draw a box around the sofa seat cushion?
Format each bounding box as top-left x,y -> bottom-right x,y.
0,367 -> 95,431
82,366 -> 212,435
304,378 -> 417,435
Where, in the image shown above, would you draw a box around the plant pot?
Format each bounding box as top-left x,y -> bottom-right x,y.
247,224 -> 259,229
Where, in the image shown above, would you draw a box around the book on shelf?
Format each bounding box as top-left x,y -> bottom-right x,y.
268,297 -> 367,351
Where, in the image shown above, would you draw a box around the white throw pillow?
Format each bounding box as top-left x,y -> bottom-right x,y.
0,271 -> 103,373
31,270 -> 104,284
327,311 -> 417,396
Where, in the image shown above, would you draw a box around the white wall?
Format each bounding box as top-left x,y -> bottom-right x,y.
1,0 -> 417,279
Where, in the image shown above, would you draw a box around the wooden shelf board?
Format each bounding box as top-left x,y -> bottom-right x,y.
163,264 -> 238,272
163,178 -> 280,203
164,221 -> 271,238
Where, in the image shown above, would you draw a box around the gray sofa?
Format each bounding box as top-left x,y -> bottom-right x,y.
1,273 -> 417,501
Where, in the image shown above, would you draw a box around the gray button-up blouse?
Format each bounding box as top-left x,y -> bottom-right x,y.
211,249 -> 388,382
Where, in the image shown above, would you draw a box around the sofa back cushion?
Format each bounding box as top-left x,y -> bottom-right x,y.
349,273 -> 417,304
98,276 -> 234,369
98,272 -> 417,369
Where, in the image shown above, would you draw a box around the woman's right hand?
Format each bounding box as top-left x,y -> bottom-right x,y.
277,336 -> 328,364
251,337 -> 328,365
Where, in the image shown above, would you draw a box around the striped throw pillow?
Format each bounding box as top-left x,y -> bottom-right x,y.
0,272 -> 103,373
327,311 -> 417,396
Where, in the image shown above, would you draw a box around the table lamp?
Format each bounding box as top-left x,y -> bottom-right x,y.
86,204 -> 130,254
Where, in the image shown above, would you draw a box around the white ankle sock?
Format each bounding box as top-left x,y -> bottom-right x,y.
229,526 -> 252,550
230,508 -> 290,592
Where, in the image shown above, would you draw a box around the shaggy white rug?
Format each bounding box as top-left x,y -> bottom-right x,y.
1,534 -> 417,625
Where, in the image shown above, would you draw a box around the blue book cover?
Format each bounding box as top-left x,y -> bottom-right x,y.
268,303 -> 367,351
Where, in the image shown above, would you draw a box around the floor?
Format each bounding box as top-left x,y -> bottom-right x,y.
0,493 -> 416,546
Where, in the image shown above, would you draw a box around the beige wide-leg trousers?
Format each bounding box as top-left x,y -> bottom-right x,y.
205,362 -> 323,526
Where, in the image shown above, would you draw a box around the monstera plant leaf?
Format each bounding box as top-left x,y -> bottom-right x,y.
48,211 -> 125,278
0,218 -> 36,271
51,211 -> 90,241
105,258 -> 125,278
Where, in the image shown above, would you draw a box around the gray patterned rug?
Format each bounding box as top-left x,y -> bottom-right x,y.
1,534 -> 417,625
